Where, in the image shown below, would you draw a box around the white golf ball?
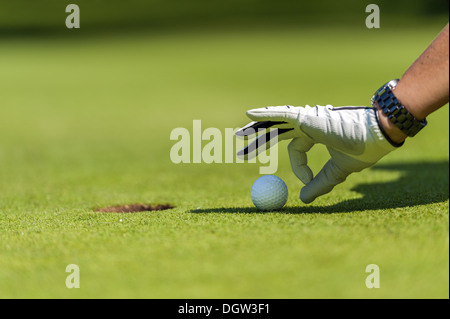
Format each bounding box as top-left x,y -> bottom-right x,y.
251,175 -> 288,211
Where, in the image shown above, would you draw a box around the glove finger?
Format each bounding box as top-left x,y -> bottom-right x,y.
299,158 -> 351,204
287,138 -> 314,184
246,105 -> 300,123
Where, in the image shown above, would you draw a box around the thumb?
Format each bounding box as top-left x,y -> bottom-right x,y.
300,158 -> 351,204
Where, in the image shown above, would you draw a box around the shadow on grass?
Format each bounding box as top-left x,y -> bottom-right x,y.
190,161 -> 449,214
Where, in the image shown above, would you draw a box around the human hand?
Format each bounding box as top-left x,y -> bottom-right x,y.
236,105 -> 401,203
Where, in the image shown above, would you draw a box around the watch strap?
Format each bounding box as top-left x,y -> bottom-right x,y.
371,79 -> 427,137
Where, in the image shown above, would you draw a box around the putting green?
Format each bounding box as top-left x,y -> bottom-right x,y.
0,25 -> 448,298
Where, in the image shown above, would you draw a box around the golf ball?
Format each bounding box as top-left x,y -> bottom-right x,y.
251,175 -> 288,211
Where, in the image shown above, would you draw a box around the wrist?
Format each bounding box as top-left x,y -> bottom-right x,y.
371,79 -> 427,138
373,102 -> 407,144
390,81 -> 428,121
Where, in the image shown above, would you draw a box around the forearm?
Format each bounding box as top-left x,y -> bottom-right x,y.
376,23 -> 449,143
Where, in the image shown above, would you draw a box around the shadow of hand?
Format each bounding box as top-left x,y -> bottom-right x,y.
190,161 -> 449,214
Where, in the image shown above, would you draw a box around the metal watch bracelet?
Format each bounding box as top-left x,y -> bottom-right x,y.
371,79 -> 427,137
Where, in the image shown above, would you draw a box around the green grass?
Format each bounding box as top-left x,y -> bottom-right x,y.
0,25 -> 448,298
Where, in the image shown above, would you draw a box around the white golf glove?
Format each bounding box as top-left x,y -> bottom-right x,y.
236,105 -> 402,204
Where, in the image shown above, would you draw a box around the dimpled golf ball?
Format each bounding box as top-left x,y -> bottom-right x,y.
251,175 -> 288,211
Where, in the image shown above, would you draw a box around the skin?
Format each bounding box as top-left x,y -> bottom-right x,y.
375,23 -> 449,144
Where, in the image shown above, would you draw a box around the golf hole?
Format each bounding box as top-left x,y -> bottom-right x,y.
95,203 -> 175,213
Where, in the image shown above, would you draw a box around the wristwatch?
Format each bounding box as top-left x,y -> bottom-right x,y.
371,79 -> 427,137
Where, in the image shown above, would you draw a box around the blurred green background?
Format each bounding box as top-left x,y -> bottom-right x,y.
0,0 -> 448,36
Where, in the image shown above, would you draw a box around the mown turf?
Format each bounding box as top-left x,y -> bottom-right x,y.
0,25 -> 448,298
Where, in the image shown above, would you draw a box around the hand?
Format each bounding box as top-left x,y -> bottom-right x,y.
236,105 -> 401,203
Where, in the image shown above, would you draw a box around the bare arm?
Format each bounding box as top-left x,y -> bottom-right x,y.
376,23 -> 449,143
